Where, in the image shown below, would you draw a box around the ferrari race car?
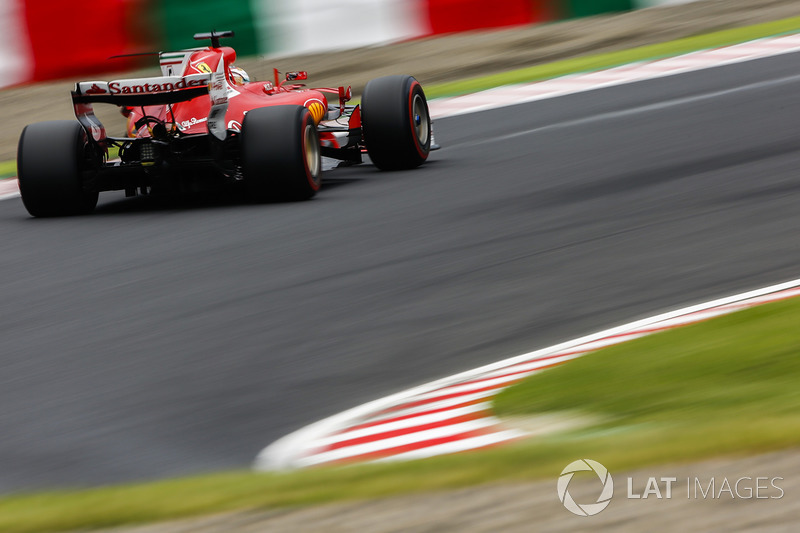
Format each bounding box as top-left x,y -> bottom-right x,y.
17,31 -> 435,217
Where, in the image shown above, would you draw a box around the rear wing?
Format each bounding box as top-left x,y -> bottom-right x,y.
71,67 -> 228,144
71,74 -> 210,107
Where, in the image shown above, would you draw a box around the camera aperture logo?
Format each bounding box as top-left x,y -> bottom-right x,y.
558,459 -> 614,516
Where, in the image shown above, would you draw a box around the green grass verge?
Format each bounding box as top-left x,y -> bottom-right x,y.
494,296 -> 800,460
3,296 -> 800,532
0,159 -> 16,180
494,297 -> 800,422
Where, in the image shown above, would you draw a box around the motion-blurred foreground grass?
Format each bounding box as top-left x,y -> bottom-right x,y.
495,295 -> 800,453
2,296 -> 800,532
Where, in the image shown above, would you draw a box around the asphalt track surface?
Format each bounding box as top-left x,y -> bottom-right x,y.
3,52 -> 800,494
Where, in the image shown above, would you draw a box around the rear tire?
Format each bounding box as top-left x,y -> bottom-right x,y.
17,121 -> 99,217
361,75 -> 431,170
241,105 -> 321,202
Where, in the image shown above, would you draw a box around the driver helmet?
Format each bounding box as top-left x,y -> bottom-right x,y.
229,66 -> 250,85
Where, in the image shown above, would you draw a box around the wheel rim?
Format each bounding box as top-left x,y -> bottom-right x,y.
304,124 -> 321,179
411,93 -> 429,147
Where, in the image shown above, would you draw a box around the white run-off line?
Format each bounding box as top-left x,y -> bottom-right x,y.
0,178 -> 19,200
4,33 -> 800,203
256,280 -> 800,470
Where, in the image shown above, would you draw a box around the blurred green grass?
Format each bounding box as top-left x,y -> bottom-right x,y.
0,159 -> 16,179
494,297 -> 800,423
2,297 -> 800,532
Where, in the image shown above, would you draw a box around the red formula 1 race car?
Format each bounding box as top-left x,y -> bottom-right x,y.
17,31 -> 435,216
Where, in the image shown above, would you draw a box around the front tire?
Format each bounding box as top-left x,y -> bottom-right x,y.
361,75 -> 431,170
17,121 -> 99,217
241,105 -> 321,202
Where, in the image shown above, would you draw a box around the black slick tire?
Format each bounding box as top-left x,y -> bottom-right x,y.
17,121 -> 99,217
241,105 -> 322,202
361,75 -> 431,170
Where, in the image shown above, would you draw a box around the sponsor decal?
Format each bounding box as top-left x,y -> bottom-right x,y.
305,99 -> 326,124
196,62 -> 212,74
108,77 -> 206,95
177,117 -> 207,131
85,83 -> 107,95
